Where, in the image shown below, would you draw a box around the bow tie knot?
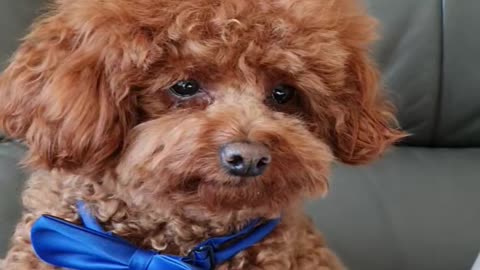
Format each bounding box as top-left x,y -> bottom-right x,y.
187,245 -> 215,269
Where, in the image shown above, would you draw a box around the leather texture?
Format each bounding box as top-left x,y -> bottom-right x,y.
0,143 -> 27,254
1,0 -> 479,269
306,147 -> 480,270
0,0 -> 43,69
437,1 -> 480,146
367,0 -> 480,147
366,0 -> 442,146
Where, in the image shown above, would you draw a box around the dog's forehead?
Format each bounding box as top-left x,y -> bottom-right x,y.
60,0 -> 350,96
130,1 -> 346,84
61,0 -> 347,81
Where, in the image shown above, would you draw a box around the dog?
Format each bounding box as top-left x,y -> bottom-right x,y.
0,0 -> 404,269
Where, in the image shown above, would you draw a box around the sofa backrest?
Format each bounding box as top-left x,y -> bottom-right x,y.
0,0 -> 43,69
367,0 -> 480,147
1,0 -> 479,147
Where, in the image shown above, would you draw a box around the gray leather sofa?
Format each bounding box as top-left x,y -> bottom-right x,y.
1,1 -> 479,269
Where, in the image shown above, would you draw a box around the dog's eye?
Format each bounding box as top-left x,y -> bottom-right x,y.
169,80 -> 201,97
272,84 -> 296,104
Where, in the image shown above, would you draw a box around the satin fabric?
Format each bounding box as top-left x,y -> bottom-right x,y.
31,202 -> 281,270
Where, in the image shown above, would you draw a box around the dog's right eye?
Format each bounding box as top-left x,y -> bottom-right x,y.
169,80 -> 201,97
271,84 -> 296,104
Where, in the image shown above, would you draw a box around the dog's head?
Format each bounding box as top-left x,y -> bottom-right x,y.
0,0 -> 404,214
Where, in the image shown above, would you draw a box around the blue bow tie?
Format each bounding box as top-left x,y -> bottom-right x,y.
30,202 -> 281,270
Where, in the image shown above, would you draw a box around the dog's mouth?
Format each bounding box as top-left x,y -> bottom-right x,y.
179,176 -> 261,193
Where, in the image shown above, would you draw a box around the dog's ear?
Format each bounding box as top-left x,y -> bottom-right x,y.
0,6 -> 148,174
327,10 -> 406,165
330,46 -> 406,165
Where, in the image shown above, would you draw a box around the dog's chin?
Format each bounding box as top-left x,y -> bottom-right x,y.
171,175 -> 303,214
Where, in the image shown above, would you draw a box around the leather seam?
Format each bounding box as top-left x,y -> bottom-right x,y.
431,0 -> 446,146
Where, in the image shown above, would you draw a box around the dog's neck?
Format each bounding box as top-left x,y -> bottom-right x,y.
78,173 -> 282,255
88,198 -> 281,255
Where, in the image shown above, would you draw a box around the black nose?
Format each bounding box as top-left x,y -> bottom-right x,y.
220,142 -> 271,177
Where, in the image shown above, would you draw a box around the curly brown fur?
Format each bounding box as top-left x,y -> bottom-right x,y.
0,0 -> 404,269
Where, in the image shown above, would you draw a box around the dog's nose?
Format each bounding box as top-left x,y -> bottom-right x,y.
220,142 -> 271,177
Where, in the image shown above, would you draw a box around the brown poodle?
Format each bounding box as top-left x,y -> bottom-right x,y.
0,0 -> 404,269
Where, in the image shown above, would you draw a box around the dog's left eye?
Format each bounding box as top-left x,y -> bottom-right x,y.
169,80 -> 201,97
272,84 -> 296,104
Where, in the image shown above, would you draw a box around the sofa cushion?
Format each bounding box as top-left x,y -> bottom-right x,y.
0,143 -> 27,257
306,147 -> 480,270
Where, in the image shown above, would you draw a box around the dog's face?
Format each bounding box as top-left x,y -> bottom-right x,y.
0,0 -> 403,214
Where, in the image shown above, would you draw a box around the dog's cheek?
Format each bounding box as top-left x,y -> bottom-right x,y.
117,113 -> 219,187
117,115 -> 186,180
250,117 -> 333,197
293,140 -> 332,197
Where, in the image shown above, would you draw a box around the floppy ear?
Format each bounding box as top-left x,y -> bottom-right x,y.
321,3 -> 406,165
0,8 -> 144,174
331,48 -> 406,165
